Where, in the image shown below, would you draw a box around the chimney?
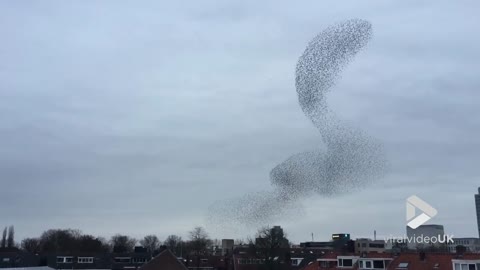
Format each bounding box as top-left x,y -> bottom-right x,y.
456,245 -> 467,257
419,251 -> 426,261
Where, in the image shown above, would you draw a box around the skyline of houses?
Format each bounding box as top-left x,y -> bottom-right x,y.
1,187 -> 479,270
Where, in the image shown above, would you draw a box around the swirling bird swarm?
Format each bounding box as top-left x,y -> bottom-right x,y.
208,19 -> 387,227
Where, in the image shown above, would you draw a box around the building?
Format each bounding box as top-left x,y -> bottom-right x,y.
255,226 -> 289,249
300,233 -> 352,252
452,257 -> 480,270
0,267 -> 55,270
299,242 -> 333,250
233,247 -> 310,270
50,253 -> 112,270
476,187 -> 480,238
355,238 -> 386,254
221,239 -> 234,256
0,248 -> 153,270
315,252 -> 338,269
139,249 -> 188,270
406,224 -> 447,250
331,234 -> 350,244
0,251 -> 41,268
392,253 -> 480,270
301,252 -> 480,270
448,238 -> 480,253
386,253 -> 479,270
357,253 -> 393,269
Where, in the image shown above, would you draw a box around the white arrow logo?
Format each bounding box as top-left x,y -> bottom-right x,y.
406,195 -> 438,229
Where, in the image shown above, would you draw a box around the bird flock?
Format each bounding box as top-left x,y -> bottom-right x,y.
208,19 -> 387,228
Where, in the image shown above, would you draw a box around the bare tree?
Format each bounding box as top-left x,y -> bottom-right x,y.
7,226 -> 14,248
164,235 -> 182,255
1,227 -> 6,248
21,238 -> 41,253
39,229 -> 82,253
110,234 -> 137,253
188,227 -> 211,255
78,235 -> 110,253
140,235 -> 160,253
235,239 -> 246,246
255,226 -> 289,249
254,226 -> 290,270
22,229 -> 108,253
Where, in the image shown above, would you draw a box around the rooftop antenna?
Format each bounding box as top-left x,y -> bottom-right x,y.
374,230 -> 377,241
311,233 -> 314,242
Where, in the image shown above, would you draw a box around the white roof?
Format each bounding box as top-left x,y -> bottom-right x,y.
1,267 -> 55,270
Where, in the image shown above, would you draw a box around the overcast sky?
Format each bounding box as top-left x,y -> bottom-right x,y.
1,0 -> 480,244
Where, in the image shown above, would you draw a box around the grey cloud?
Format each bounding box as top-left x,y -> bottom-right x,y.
1,0 -> 480,242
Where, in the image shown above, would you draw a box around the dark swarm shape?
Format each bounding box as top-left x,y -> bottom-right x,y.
208,19 -> 387,228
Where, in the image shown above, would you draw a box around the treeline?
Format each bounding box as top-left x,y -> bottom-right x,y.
16,226 -> 215,256
3,224 -> 291,260
1,226 -> 15,249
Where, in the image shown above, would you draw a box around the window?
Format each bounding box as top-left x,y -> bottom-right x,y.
339,259 -> 353,267
359,260 -> 373,269
57,257 -> 73,263
132,258 -> 148,263
373,260 -> 384,268
397,262 -> 409,269
454,264 -> 478,270
115,257 -> 131,263
2,258 -> 10,262
362,243 -> 367,247
78,257 -> 94,264
320,261 -> 335,268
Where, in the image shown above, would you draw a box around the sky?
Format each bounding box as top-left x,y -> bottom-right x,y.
1,0 -> 480,244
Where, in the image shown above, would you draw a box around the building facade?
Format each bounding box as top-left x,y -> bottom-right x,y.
221,239 -> 234,256
448,238 -> 480,253
476,187 -> 480,238
355,238 -> 386,254
406,224 -> 447,250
